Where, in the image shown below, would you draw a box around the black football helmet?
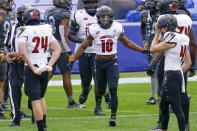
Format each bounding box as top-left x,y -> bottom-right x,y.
0,0 -> 14,11
53,0 -> 71,10
160,0 -> 178,14
23,8 -> 40,26
82,0 -> 98,16
96,6 -> 113,29
157,14 -> 178,32
145,0 -> 156,12
17,5 -> 32,25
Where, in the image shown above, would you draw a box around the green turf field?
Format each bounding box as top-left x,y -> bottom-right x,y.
1,73 -> 197,131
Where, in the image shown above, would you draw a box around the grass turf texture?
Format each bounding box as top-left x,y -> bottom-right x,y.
1,73 -> 197,131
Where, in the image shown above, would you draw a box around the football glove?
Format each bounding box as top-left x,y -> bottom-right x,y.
66,61 -> 74,72
0,53 -> 5,64
68,51 -> 73,62
146,60 -> 158,76
188,64 -> 195,77
143,40 -> 148,50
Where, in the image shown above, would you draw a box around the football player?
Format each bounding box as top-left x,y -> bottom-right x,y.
150,14 -> 191,131
68,0 -> 110,115
18,8 -> 61,131
148,0 -> 196,130
0,0 -> 13,119
45,0 -> 84,108
68,6 -> 149,126
4,5 -> 32,126
140,0 -> 160,104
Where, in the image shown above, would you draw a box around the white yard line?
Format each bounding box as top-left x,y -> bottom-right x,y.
1,112 -> 197,122
49,76 -> 197,86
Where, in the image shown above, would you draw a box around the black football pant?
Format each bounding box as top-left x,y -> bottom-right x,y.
9,63 -> 24,123
95,57 -> 119,114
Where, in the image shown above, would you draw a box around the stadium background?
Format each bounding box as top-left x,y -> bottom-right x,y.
14,0 -> 197,73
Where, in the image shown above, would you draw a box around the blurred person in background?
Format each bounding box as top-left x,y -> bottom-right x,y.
140,0 -> 160,105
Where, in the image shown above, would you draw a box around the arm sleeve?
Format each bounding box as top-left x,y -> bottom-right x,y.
163,32 -> 177,43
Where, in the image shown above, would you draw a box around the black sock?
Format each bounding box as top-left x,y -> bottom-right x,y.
159,114 -> 162,123
43,115 -> 46,128
36,120 -> 45,131
95,96 -> 102,108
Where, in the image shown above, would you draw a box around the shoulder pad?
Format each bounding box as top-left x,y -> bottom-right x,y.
163,32 -> 177,43
53,8 -> 70,21
16,26 -> 27,38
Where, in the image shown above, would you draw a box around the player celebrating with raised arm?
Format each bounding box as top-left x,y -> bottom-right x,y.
68,6 -> 149,126
18,9 -> 61,131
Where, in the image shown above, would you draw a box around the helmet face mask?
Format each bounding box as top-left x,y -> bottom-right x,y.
0,0 -> 14,11
82,0 -> 98,16
145,0 -> 156,11
53,0 -> 71,10
96,6 -> 113,29
17,5 -> 32,25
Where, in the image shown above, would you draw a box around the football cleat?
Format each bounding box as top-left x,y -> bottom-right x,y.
20,111 -> 31,118
147,97 -> 157,105
0,109 -> 6,119
68,101 -> 86,109
109,115 -> 116,127
9,121 -> 20,127
150,122 -> 161,131
2,104 -> 10,111
79,86 -> 92,104
94,108 -> 105,116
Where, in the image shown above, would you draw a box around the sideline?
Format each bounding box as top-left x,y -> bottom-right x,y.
48,76 -> 197,86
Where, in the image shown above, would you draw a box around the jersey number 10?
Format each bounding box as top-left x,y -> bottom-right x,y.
101,39 -> 113,53
32,36 -> 48,53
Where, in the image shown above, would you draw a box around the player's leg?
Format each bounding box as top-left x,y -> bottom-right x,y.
182,72 -> 190,130
95,58 -> 107,116
147,54 -> 158,104
40,72 -> 49,130
57,52 -> 83,108
106,57 -> 119,126
0,61 -> 8,119
78,53 -> 93,104
151,57 -> 165,131
24,66 -> 45,131
8,64 -> 23,126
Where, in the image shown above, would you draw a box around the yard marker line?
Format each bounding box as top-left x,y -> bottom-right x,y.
1,112 -> 197,122
49,76 -> 197,86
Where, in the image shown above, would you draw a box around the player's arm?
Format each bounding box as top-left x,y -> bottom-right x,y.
118,33 -> 145,53
68,20 -> 83,43
182,50 -> 192,73
60,18 -> 71,48
72,35 -> 93,62
188,28 -> 196,66
18,42 -> 38,74
48,39 -> 61,67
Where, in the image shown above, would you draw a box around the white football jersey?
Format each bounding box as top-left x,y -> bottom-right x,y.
70,9 -> 97,53
17,24 -> 55,66
174,14 -> 192,36
88,22 -> 124,55
164,32 -> 190,71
